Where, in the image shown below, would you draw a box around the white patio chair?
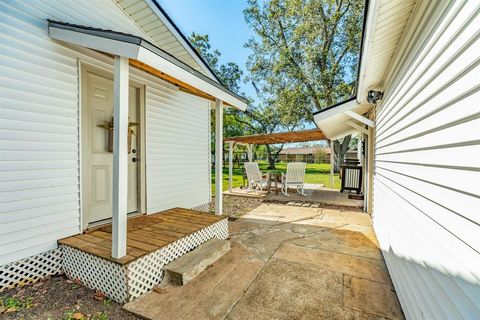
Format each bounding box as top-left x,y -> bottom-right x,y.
281,162 -> 306,196
244,162 -> 269,191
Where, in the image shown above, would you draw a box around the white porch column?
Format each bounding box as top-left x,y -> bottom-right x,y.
215,99 -> 224,215
112,56 -> 129,259
228,141 -> 234,193
330,140 -> 334,188
367,127 -> 375,214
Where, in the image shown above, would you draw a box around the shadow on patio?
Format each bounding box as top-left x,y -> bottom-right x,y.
124,203 -> 404,319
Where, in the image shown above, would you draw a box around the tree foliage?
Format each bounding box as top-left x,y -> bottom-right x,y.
244,0 -> 364,170
189,33 -> 246,143
189,32 -> 307,169
188,0 -> 364,170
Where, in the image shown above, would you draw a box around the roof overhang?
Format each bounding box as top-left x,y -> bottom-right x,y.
144,0 -> 219,82
313,0 -> 417,139
48,20 -> 247,110
356,0 -> 417,104
313,97 -> 372,140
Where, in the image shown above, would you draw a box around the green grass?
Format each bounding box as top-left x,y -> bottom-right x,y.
212,161 -> 340,193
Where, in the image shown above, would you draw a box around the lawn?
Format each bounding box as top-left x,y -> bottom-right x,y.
211,161 -> 341,193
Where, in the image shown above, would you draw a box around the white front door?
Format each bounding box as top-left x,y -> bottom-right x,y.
82,70 -> 139,225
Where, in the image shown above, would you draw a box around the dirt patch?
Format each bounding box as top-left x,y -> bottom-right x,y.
0,275 -> 140,320
209,195 -> 264,218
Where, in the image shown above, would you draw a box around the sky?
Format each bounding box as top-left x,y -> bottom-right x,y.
157,0 -> 318,132
157,0 -> 257,98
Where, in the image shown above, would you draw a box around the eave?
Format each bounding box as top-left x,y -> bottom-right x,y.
48,20 -> 247,110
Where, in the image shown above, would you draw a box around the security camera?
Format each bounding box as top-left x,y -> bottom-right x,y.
367,90 -> 383,103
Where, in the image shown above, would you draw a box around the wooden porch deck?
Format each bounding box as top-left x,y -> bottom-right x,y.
58,208 -> 225,265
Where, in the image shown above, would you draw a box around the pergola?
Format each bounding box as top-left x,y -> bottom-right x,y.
223,128 -> 334,192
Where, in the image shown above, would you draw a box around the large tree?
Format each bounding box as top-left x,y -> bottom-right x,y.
189,32 -> 307,169
189,33 -> 246,157
244,0 -> 364,171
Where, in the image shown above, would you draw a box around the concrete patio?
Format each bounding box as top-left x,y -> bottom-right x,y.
124,204 -> 404,319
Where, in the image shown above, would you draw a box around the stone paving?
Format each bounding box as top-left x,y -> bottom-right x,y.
124,203 -> 404,320
224,185 -> 364,208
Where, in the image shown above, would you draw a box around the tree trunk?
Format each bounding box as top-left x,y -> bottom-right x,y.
265,145 -> 277,169
333,135 -> 352,172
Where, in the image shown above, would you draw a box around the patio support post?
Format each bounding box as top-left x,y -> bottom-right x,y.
215,99 -> 223,215
330,140 -> 334,188
247,144 -> 253,162
228,141 -> 234,193
112,55 -> 129,259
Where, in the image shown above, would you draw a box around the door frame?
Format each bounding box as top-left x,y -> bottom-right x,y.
79,60 -> 147,230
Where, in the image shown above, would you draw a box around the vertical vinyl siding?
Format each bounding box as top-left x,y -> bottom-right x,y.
372,1 -> 480,319
0,0 -> 211,265
145,80 -> 210,212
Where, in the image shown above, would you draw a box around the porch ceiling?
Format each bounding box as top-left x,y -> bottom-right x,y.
224,129 -> 325,145
115,0 -> 218,80
47,20 -> 247,110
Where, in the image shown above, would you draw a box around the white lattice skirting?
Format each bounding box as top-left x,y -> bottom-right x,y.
0,249 -> 63,292
61,218 -> 228,303
191,202 -> 212,213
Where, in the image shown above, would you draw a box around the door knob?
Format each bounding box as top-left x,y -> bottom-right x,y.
132,158 -> 137,162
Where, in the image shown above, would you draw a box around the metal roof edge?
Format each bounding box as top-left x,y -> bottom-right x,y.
48,20 -> 248,106
355,0 -> 371,104
312,96 -> 358,116
149,0 -> 222,84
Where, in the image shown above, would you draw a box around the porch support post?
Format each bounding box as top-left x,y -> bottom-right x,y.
367,127 -> 375,214
228,141 -> 234,193
112,55 -> 129,259
330,140 -> 334,188
215,99 -> 223,215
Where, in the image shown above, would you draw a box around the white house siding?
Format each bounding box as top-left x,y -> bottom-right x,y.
0,0 -> 211,266
144,81 -> 211,213
372,1 -> 480,319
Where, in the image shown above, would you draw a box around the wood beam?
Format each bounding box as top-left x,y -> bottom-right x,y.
129,59 -> 234,107
344,111 -> 375,128
345,120 -> 369,135
112,56 -> 129,259
224,129 -> 325,145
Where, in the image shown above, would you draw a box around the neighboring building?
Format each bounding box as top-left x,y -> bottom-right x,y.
314,0 -> 480,318
0,0 -> 246,290
278,147 -> 357,163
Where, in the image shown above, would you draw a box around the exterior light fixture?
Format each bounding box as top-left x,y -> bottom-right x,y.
367,90 -> 383,103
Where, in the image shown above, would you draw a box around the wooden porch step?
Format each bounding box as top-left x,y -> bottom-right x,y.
58,208 -> 226,265
164,238 -> 230,285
